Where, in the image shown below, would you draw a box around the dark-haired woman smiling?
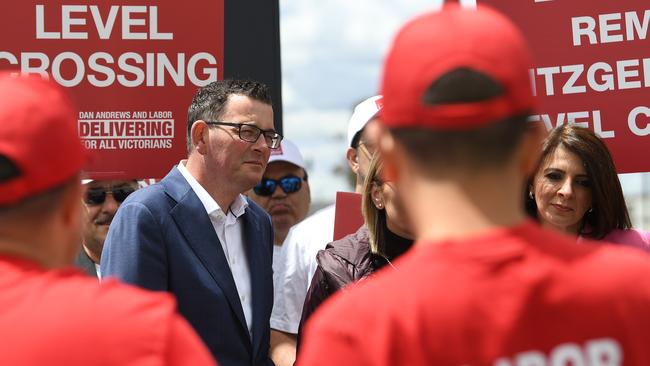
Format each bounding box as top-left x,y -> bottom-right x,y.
526,124 -> 650,249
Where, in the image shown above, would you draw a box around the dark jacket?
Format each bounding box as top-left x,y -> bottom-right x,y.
298,226 -> 381,344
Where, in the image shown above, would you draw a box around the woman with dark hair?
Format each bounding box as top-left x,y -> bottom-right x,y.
297,153 -> 413,343
526,124 -> 650,248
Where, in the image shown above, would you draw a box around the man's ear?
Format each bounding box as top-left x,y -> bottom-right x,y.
367,121 -> 400,183
346,147 -> 360,173
519,121 -> 546,176
191,120 -> 209,155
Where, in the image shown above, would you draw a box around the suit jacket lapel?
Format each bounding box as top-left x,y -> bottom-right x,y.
242,205 -> 269,358
164,168 -> 249,337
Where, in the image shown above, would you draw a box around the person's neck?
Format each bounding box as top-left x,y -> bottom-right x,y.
186,157 -> 239,212
0,237 -> 64,269
274,229 -> 289,246
405,169 -> 527,244
541,221 -> 580,237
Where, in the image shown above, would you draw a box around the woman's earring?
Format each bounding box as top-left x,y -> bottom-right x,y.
528,191 -> 534,200
588,207 -> 593,213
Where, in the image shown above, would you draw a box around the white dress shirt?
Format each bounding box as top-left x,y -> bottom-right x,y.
177,161 -> 253,337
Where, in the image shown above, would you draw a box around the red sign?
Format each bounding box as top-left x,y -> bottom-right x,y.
479,0 -> 650,173
333,192 -> 364,241
0,2 -> 224,179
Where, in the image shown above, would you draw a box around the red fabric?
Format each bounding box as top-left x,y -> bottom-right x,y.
0,256 -> 216,366
380,4 -> 535,130
0,73 -> 87,205
298,221 -> 650,366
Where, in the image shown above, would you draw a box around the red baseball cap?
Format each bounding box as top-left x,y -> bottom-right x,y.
0,72 -> 87,206
380,4 -> 535,130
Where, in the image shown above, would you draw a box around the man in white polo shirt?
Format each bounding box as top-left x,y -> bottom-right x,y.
268,96 -> 383,366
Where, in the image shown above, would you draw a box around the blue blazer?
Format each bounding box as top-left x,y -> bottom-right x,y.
101,167 -> 274,366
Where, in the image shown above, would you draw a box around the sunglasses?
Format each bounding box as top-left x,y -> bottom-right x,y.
253,175 -> 305,197
84,186 -> 136,205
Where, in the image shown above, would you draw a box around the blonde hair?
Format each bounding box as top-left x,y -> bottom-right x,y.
361,153 -> 384,255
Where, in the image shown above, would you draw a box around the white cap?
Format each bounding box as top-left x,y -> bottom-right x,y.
268,139 -> 305,170
347,95 -> 383,147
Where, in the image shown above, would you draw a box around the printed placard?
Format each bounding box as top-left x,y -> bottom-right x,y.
479,0 -> 650,173
0,1 -> 224,179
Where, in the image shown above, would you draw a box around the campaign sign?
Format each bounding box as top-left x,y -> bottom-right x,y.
479,0 -> 650,173
333,192 -> 364,241
0,2 -> 224,179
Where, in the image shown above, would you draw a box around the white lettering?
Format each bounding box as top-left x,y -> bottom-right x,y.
550,343 -> 585,366
516,352 -> 546,366
157,53 -> 184,86
537,67 -> 561,96
117,52 -> 145,87
52,52 -> 84,87
587,62 -> 615,92
617,59 -> 642,89
572,16 -> 597,46
586,338 -> 622,366
149,6 -> 172,40
88,52 -> 116,87
629,106 -> 650,136
561,65 -> 586,94
90,5 -> 119,39
625,10 -> 650,41
567,111 -> 590,129
62,5 -> 88,39
599,13 -> 624,43
122,6 -> 147,40
35,5 -> 60,39
21,52 -> 50,78
188,52 -> 218,86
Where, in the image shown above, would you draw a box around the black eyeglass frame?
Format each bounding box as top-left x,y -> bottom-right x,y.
204,121 -> 283,149
84,186 -> 136,205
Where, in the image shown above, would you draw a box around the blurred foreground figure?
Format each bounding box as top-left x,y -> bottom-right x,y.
298,4 -> 650,366
0,73 -> 216,366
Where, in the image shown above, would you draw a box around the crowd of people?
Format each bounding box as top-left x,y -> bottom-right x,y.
2,3 -> 650,366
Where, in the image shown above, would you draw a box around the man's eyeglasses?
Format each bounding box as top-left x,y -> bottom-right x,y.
84,186 -> 136,205
253,175 -> 306,197
205,121 -> 283,149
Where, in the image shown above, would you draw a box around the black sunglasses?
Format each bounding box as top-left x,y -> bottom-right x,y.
253,175 -> 305,197
84,186 -> 136,205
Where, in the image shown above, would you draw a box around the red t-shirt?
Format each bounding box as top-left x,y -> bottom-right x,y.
0,256 -> 217,366
298,221 -> 650,366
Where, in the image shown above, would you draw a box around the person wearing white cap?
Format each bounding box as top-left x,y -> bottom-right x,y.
248,139 -> 311,248
268,96 -> 382,366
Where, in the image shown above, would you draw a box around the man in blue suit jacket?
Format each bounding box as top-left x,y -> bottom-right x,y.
101,80 -> 282,366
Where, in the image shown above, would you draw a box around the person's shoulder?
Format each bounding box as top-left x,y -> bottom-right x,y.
295,204 -> 336,232
47,273 -> 177,320
320,226 -> 370,265
600,228 -> 650,250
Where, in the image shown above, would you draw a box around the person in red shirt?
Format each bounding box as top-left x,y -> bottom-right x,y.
0,72 -> 217,366
298,4 -> 650,366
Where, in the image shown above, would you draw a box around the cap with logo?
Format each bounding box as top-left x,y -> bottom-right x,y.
347,95 -> 383,147
380,4 -> 535,130
0,73 -> 86,206
268,139 -> 305,170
